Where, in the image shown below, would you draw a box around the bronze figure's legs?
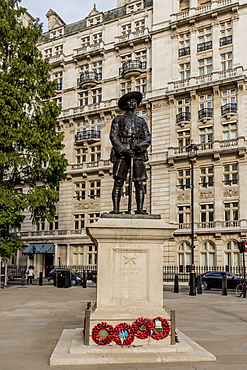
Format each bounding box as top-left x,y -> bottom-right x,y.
134,180 -> 147,214
110,179 -> 124,214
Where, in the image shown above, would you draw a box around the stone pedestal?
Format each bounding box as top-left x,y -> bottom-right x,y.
86,215 -> 177,346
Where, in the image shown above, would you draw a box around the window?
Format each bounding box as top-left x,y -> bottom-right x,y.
221,53 -> 232,71
220,22 -> 232,46
199,94 -> 213,110
93,33 -> 102,44
135,19 -> 145,33
180,63 -> 190,80
177,98 -> 190,122
178,241 -> 191,266
121,81 -> 131,95
178,33 -> 190,57
122,24 -> 131,35
92,61 -> 102,77
136,2 -> 142,11
121,53 -> 131,64
224,241 -> 240,267
128,5 -> 134,13
89,213 -> 100,223
89,180 -> 100,199
75,148 -> 87,163
199,127 -> 213,143
224,202 -> 239,221
178,205 -> 190,224
135,78 -> 146,93
223,163 -> 238,185
200,166 -> 214,187
198,58 -> 212,76
136,109 -> 147,118
200,204 -> 214,223
79,92 -> 89,106
73,246 -> 84,265
74,214 -> 85,229
81,36 -> 90,48
222,89 -> 236,105
90,145 -> 101,162
54,72 -> 63,91
87,245 -> 97,264
75,182 -> 86,200
200,241 -> 215,266
54,97 -> 62,107
55,45 -> 63,55
135,49 -> 147,62
222,122 -> 237,140
177,129 -> 190,147
197,27 -> 212,52
90,119 -> 101,139
44,48 -> 52,58
177,169 -> 190,189
92,88 -> 102,104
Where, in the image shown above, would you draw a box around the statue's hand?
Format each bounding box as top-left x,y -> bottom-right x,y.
122,147 -> 134,157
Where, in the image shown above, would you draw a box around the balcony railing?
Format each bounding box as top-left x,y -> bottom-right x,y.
119,60 -> 146,76
198,108 -> 213,120
176,111 -> 190,124
197,41 -> 212,52
77,72 -> 102,87
220,35 -> 232,47
178,47 -> 190,57
75,130 -> 101,142
221,103 -> 237,115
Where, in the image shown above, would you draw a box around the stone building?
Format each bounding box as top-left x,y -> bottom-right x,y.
17,0 -> 247,275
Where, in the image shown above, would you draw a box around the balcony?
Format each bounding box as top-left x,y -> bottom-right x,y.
197,41 -> 212,53
178,47 -> 190,57
119,60 -> 146,78
220,35 -> 232,47
198,108 -> 213,120
221,103 -> 237,116
77,72 -> 102,89
75,129 -> 101,143
176,112 -> 190,124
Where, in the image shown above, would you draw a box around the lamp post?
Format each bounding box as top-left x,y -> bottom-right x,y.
186,143 -> 198,296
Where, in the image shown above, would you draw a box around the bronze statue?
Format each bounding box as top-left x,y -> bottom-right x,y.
109,91 -> 151,214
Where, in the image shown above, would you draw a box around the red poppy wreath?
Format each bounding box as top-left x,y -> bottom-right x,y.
91,322 -> 114,345
132,317 -> 154,339
151,317 -> 170,340
113,322 -> 135,346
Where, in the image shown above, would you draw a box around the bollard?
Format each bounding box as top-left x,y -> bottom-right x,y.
197,275 -> 202,294
174,274 -> 179,293
82,271 -> 87,288
39,272 -> 43,286
222,275 -> 227,296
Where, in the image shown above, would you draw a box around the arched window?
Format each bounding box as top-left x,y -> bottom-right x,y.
180,0 -> 190,12
178,241 -> 192,266
200,241 -> 215,267
224,240 -> 240,267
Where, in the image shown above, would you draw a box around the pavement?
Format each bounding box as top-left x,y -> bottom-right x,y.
0,281 -> 247,370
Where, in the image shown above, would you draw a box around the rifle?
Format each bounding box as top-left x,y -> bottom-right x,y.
127,134 -> 135,214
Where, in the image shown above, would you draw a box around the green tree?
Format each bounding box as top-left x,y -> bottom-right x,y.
0,0 -> 68,258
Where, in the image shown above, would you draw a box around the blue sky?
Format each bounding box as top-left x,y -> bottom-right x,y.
20,0 -> 117,31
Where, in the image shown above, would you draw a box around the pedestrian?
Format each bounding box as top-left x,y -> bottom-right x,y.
26,265 -> 34,285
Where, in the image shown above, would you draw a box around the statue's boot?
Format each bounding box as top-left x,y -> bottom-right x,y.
135,186 -> 147,214
109,187 -> 122,214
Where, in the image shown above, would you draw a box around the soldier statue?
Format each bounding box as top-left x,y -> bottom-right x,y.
109,91 -> 151,214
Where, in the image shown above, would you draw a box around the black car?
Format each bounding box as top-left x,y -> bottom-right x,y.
48,268 -> 83,286
197,271 -> 243,290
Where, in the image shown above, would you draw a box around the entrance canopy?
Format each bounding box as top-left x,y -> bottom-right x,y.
23,243 -> 54,254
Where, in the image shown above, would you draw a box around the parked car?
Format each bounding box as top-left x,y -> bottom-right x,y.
48,268 -> 83,286
197,271 -> 244,290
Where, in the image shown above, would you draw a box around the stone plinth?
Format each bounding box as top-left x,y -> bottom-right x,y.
86,215 -> 177,345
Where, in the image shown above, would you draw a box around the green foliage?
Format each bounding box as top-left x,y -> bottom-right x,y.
0,0 -> 68,257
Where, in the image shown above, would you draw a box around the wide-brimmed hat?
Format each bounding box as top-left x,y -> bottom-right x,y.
118,91 -> 143,111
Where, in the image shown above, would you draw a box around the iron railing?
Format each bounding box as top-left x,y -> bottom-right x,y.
78,72 -> 102,85
221,103 -> 237,115
219,35 -> 232,47
197,41 -> 212,52
198,107 -> 213,119
119,60 -> 146,75
178,46 -> 190,57
75,130 -> 101,141
176,111 -> 191,123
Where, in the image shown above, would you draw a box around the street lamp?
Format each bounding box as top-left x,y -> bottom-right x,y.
186,143 -> 198,296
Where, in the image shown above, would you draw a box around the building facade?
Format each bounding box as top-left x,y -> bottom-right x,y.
16,0 -> 247,274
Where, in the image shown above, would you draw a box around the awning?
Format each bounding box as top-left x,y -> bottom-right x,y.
23,243 -> 54,254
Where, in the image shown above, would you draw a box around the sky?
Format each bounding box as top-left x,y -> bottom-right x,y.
20,0 -> 118,31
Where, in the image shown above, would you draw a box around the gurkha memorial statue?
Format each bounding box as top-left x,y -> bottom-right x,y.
50,93 -> 216,365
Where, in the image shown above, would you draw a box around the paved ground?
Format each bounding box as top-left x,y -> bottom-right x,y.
1,281 -> 247,370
